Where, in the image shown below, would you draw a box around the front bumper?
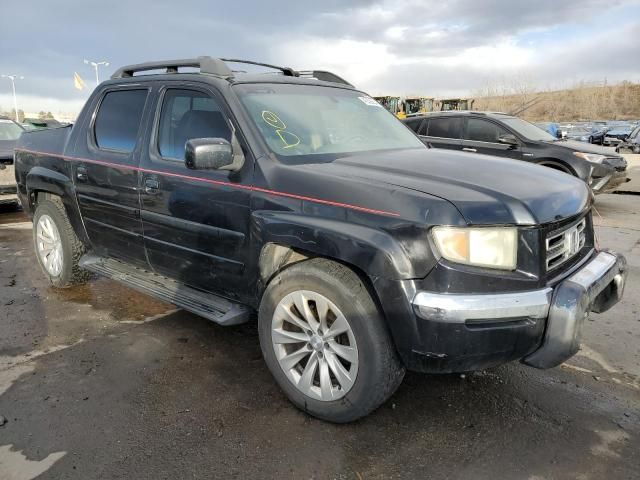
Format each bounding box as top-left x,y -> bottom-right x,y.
591,170 -> 630,194
410,251 -> 627,371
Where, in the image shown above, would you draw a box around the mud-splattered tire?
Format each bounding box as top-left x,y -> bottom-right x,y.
33,194 -> 90,287
259,258 -> 405,423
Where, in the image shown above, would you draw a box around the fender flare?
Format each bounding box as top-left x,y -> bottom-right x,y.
26,166 -> 90,245
252,211 -> 428,283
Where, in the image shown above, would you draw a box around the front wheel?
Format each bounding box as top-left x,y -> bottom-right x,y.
258,258 -> 405,423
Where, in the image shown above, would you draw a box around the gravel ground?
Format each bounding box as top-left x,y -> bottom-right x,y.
0,190 -> 638,480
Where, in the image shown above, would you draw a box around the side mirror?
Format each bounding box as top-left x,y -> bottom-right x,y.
498,133 -> 518,146
185,138 -> 242,171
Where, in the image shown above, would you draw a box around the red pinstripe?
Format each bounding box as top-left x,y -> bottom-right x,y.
16,148 -> 400,217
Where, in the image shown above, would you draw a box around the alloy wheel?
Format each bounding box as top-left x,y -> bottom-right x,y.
36,214 -> 63,277
271,290 -> 359,401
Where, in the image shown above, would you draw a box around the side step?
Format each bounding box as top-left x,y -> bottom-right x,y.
79,254 -> 251,326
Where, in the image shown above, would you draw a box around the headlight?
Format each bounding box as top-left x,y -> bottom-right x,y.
574,152 -> 606,163
432,227 -> 517,270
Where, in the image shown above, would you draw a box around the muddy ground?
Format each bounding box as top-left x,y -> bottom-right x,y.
0,191 -> 639,480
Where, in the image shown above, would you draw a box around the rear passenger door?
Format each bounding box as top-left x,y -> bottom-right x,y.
72,87 -> 150,267
420,116 -> 462,150
462,117 -> 522,159
138,85 -> 252,300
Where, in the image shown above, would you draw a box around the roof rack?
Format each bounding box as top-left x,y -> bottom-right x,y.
111,57 -> 352,87
297,70 -> 353,87
111,57 -> 233,79
220,58 -> 297,77
111,56 -> 298,80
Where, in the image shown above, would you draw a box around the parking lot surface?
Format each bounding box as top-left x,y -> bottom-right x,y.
1,188 -> 639,479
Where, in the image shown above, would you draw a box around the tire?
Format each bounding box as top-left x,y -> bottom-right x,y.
258,258 -> 405,423
33,194 -> 90,287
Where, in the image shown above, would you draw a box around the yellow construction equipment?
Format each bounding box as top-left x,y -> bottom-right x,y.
435,98 -> 475,111
373,96 -> 406,119
405,97 -> 434,116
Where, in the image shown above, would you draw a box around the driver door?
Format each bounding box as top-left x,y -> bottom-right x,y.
462,117 -> 522,159
138,85 -> 253,301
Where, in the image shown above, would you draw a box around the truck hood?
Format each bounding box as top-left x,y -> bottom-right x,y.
545,139 -> 618,156
305,148 -> 591,225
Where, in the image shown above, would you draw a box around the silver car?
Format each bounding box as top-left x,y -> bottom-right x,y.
0,117 -> 24,206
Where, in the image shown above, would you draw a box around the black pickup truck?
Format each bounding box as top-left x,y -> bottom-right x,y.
14,57 -> 627,423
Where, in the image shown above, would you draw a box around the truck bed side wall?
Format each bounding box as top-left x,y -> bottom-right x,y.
15,125 -> 90,245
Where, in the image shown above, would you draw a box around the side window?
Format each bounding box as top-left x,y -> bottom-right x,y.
94,89 -> 148,152
158,89 -> 231,160
465,118 -> 509,143
427,117 -> 462,139
418,119 -> 429,136
404,118 -> 423,133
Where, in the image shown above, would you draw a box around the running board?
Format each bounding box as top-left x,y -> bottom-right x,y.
79,254 -> 250,326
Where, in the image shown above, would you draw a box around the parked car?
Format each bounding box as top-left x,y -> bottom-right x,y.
15,57 -> 627,422
586,124 -> 607,145
616,124 -> 640,154
604,124 -> 633,146
565,126 -> 604,144
0,116 -> 24,206
403,111 -> 629,194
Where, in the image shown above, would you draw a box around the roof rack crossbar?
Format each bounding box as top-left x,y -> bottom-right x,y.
111,56 -> 233,79
297,70 -> 353,87
219,58 -> 297,77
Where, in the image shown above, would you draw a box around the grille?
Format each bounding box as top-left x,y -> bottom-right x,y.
545,218 -> 586,271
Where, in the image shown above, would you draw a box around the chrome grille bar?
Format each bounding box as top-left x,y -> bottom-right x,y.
546,218 -> 586,271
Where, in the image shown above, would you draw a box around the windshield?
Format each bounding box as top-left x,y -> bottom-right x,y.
235,84 -> 424,160
500,117 -> 557,141
0,120 -> 23,141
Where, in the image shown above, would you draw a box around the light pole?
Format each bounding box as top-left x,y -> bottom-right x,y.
1,74 -> 23,122
84,59 -> 110,85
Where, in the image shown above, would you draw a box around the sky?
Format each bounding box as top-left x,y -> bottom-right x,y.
1,0 -> 639,116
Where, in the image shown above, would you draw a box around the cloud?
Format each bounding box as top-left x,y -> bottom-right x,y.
1,0 -> 639,114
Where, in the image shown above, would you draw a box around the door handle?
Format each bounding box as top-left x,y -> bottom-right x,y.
462,147 -> 477,153
76,166 -> 88,182
144,178 -> 160,194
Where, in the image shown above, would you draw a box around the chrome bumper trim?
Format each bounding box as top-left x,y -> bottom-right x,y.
524,250 -> 626,368
412,288 -> 553,323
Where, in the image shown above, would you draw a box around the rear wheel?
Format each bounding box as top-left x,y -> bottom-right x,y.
258,258 -> 405,423
33,195 -> 90,287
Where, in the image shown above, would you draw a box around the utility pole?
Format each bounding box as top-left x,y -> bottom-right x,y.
1,74 -> 23,121
83,59 -> 110,85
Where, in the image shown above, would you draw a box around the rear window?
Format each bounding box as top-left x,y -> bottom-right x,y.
428,117 -> 462,139
94,89 -> 148,152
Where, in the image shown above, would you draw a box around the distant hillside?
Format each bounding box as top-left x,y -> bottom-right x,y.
472,82 -> 640,122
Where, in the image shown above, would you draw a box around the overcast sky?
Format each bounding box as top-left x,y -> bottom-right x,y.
2,0 -> 639,115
